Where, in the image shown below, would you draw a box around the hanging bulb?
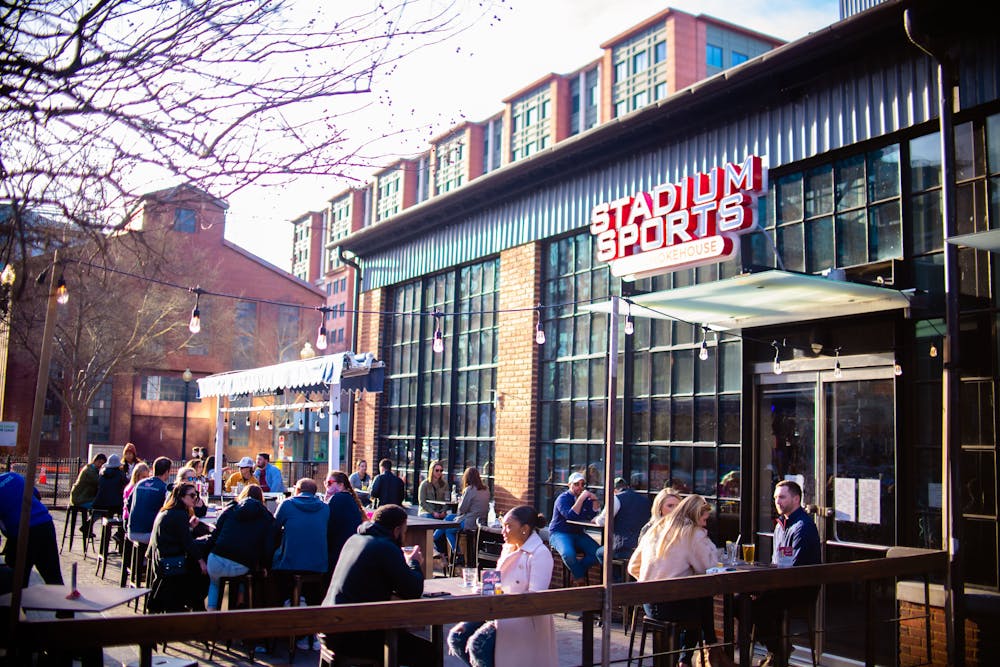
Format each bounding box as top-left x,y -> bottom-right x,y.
316,323 -> 328,351
255,419 -> 260,431
535,305 -> 546,345
55,276 -> 68,304
929,342 -> 938,358
298,418 -> 304,430
224,416 -> 229,425
432,329 -> 444,354
230,419 -> 237,430
1,264 -> 15,286
268,419 -> 274,430
333,422 -> 341,442
772,340 -> 783,375
773,359 -> 783,375
833,348 -> 843,379
893,362 -> 903,376
314,420 -> 321,432
698,326 -> 710,361
318,408 -> 326,419
188,289 -> 202,334
285,417 -> 292,428
245,414 -> 251,426
624,316 -> 634,336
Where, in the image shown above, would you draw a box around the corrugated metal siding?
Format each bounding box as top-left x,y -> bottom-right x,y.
363,42 -> 995,291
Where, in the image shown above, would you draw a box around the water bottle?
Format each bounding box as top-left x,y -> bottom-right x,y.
451,484 -> 458,503
488,500 -> 497,526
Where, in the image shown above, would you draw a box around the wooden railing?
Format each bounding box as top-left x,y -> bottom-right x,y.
14,549 -> 947,667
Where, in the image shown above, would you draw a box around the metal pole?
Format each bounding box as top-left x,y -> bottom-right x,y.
600,295 -> 619,667
181,376 -> 190,461
8,249 -> 60,638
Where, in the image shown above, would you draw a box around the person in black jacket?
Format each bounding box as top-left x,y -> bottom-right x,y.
92,454 -> 129,516
368,458 -> 405,508
323,470 -> 367,579
147,483 -> 209,613
321,504 -> 432,666
204,484 -> 275,610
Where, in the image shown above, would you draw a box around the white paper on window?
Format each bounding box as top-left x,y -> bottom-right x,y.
858,478 -> 881,524
834,477 -> 856,522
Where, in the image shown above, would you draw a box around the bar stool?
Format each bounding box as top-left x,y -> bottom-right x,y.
80,508 -> 106,559
286,571 -> 326,661
94,515 -> 123,579
60,505 -> 89,554
208,573 -> 256,661
447,529 -> 476,576
317,633 -> 381,666
628,614 -> 707,667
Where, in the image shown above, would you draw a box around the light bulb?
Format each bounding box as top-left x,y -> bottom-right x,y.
432,329 -> 444,353
893,363 -> 903,376
624,317 -> 634,336
535,325 -> 546,345
699,342 -> 709,361
230,419 -> 237,430
285,418 -> 292,428
314,421 -> 321,432
316,324 -> 328,351
929,343 -> 938,358
333,425 -> 341,442
55,277 -> 68,304
188,307 -> 201,334
0,264 -> 15,286
833,361 -> 843,379
255,420 -> 260,431
245,415 -> 251,426
318,409 -> 325,419
268,419 -> 274,430
773,359 -> 782,375
298,419 -> 304,430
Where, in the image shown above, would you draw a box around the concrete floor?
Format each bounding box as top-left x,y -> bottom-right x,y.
15,508 -> 638,666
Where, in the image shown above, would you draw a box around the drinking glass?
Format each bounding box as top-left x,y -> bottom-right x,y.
724,542 -> 738,565
461,567 -> 477,588
742,543 -> 756,563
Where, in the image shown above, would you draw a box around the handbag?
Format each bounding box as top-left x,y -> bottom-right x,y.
156,554 -> 188,577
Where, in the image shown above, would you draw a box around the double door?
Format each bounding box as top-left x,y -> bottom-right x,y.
754,354 -> 898,665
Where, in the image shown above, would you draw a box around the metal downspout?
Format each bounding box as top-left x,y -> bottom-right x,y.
339,246 -> 363,466
904,9 -> 964,666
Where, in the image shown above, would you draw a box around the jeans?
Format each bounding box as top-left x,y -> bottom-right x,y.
433,513 -> 459,554
206,553 -> 250,610
549,530 -> 600,580
447,620 -> 496,667
644,598 -> 716,665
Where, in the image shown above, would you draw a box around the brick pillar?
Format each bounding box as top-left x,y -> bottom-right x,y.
353,287 -> 387,471
493,243 -> 542,514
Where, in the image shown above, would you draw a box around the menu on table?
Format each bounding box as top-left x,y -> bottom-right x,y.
480,569 -> 501,595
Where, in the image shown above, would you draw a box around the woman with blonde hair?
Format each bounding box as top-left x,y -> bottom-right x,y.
418,459 -> 449,519
628,494 -> 734,667
639,487 -> 683,539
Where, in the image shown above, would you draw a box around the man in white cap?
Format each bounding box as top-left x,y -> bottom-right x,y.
547,471 -> 601,585
224,456 -> 260,493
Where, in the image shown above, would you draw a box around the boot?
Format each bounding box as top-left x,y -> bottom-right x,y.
708,646 -> 737,667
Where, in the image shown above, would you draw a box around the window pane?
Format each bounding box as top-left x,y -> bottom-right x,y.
776,223 -> 804,272
910,132 -> 942,191
804,166 -> 833,217
694,447 -> 717,496
867,145 -> 900,201
806,216 -> 834,273
910,191 -> 943,255
835,154 -> 866,210
836,210 -> 866,266
869,201 -> 902,261
776,174 -> 803,222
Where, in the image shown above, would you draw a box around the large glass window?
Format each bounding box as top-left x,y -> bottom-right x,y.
141,375 -> 202,402
233,300 -> 257,369
86,380 -> 112,444
611,25 -> 668,117
381,259 -> 499,501
510,85 -> 552,163
173,208 -> 196,233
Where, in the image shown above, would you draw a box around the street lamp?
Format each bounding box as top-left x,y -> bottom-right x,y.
181,368 -> 193,460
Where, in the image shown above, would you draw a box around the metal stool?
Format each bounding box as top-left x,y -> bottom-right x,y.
208,572 -> 256,661
94,515 -> 123,579
286,571 -> 326,661
60,505 -> 89,554
447,529 -> 476,576
628,614 -> 707,667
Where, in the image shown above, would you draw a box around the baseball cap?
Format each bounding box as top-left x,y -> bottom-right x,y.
567,472 -> 586,485
237,456 -> 254,468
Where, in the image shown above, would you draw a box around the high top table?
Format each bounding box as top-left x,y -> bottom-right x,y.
404,515 -> 460,578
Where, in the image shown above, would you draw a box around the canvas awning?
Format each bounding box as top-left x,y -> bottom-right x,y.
947,229 -> 1000,253
584,270 -> 912,331
196,352 -> 383,399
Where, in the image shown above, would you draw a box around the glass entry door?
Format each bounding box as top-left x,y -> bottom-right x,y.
755,358 -> 897,666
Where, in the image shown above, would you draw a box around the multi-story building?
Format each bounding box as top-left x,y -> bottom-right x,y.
338,0 -> 997,663
3,185 -> 325,463
290,210 -> 324,284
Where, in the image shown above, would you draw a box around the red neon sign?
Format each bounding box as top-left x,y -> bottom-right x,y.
590,155 -> 767,279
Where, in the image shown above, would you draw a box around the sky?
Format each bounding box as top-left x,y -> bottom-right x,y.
223,0 -> 841,269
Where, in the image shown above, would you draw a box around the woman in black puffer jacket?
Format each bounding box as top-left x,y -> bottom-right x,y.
203,484 -> 275,610
147,483 -> 209,613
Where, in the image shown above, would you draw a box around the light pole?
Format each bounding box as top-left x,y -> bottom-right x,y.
181,368 -> 193,461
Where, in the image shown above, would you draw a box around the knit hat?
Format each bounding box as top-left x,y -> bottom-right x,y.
237,456 -> 254,468
106,454 -> 121,469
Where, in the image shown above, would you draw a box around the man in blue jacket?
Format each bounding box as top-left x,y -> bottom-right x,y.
548,471 -> 601,585
322,504 -> 431,666
751,479 -> 822,667
594,476 -> 651,563
126,456 -> 171,544
271,478 -> 330,606
254,452 -> 285,493
0,472 -> 63,587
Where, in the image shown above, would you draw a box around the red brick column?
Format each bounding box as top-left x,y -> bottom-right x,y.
352,287 -> 387,471
493,243 -> 542,513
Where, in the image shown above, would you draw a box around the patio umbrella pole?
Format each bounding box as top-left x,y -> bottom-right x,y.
601,295 -> 620,667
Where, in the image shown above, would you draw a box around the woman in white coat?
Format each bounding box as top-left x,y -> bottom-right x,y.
447,505 -> 557,667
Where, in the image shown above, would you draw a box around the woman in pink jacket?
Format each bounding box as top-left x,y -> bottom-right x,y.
447,505 -> 557,667
627,494 -> 735,667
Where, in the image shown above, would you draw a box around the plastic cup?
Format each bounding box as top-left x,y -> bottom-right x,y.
402,546 -> 416,560
461,567 -> 477,588
742,543 -> 756,563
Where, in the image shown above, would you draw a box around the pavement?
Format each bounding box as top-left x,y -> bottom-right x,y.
16,508 -> 636,666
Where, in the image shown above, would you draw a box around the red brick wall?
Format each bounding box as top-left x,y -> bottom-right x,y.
493,243 -> 541,514
352,287 -> 385,470
899,601 -> 982,666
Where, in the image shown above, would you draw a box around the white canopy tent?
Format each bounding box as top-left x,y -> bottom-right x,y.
196,352 -> 384,491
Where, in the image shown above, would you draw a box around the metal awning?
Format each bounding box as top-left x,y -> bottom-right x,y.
197,352 -> 383,399
947,229 -> 1000,252
585,270 -> 912,331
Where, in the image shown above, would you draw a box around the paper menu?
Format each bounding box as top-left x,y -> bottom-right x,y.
480,568 -> 501,595
858,478 -> 881,524
834,477 -> 856,522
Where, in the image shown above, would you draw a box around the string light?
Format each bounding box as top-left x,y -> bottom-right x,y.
432,310 -> 444,354
772,340 -> 783,375
254,419 -> 260,431
297,418 -> 304,430
894,362 -> 903,376
0,264 -> 14,286
245,414 -> 251,426
314,419 -> 322,432
833,347 -> 843,379
188,287 -> 203,334
55,276 -> 69,304
285,417 -> 292,428
268,419 -> 274,430
316,309 -> 328,351
535,305 -> 545,345
333,412 -> 341,442
230,419 -> 237,430
929,341 -> 938,358
699,325 -> 710,361
624,300 -> 634,336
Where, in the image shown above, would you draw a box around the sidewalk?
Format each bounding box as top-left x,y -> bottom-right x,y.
22,508 -> 634,666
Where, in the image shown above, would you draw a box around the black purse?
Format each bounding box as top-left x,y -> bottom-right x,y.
156,554 -> 188,577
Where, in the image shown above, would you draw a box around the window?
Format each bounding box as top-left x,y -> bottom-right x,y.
632,51 -> 648,74
173,208 -> 196,233
142,375 -> 201,402
41,363 -> 62,441
509,85 -> 552,163
731,51 -> 748,66
706,44 -> 723,68
611,25 -> 668,116
277,305 -> 299,362
86,380 -> 113,444
654,41 -> 666,63
233,300 -> 257,369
